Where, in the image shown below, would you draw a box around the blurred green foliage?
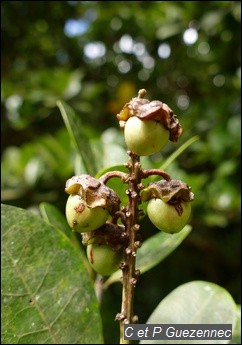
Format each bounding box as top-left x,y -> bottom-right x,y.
1,1 -> 241,343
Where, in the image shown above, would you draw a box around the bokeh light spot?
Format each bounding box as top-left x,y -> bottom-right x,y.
183,28 -> 198,45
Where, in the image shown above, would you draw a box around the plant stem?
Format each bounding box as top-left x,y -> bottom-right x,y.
118,151 -> 141,344
99,171 -> 128,184
141,169 -> 171,181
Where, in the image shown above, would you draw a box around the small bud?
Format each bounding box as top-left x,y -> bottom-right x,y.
132,315 -> 139,323
125,248 -> 132,255
134,241 -> 142,249
132,224 -> 140,231
115,313 -> 126,321
130,277 -> 137,286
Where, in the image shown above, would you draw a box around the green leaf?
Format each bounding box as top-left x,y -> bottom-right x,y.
104,225 -> 192,288
39,202 -> 71,238
1,204 -> 103,344
140,281 -> 237,344
100,127 -> 128,167
38,132 -> 72,179
57,100 -> 98,176
136,224 -> 192,273
161,136 -> 199,170
230,305 -> 241,344
39,202 -> 95,276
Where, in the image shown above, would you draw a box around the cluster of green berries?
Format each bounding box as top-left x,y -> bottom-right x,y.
65,90 -> 194,276
65,175 -> 123,276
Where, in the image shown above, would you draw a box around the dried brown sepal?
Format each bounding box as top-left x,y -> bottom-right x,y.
117,89 -> 182,142
82,222 -> 127,250
117,98 -> 149,125
141,179 -> 194,204
65,174 -> 120,216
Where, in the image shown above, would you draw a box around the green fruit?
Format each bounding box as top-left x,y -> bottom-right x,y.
66,194 -> 109,233
124,116 -> 169,156
87,243 -> 123,276
147,198 -> 191,234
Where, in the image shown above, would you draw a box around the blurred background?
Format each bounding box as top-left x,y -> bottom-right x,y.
1,1 -> 241,343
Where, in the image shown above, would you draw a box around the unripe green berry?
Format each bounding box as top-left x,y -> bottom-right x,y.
147,198 -> 191,234
124,117 -> 169,156
87,243 -> 123,276
66,194 -> 109,233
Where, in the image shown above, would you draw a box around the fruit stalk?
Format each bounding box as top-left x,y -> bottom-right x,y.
118,151 -> 141,344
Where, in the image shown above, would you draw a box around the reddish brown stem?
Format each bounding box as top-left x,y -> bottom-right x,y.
118,151 -> 141,344
99,171 -> 129,184
111,211 -> 127,226
141,169 -> 171,181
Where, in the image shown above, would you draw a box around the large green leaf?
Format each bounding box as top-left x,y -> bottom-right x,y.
57,100 -> 98,176
103,225 -> 192,288
140,281 -> 237,344
39,202 -> 91,274
1,204 -> 103,344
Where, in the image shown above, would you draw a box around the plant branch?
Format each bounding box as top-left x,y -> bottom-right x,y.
141,169 -> 171,181
118,151 -> 141,344
111,210 -> 127,226
99,171 -> 129,184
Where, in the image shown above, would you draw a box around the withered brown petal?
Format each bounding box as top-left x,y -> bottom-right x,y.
169,114 -> 183,142
65,174 -> 120,215
129,97 -> 150,113
136,101 -> 182,143
142,179 -> 194,203
117,104 -> 131,121
86,184 -> 120,215
137,101 -> 168,123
